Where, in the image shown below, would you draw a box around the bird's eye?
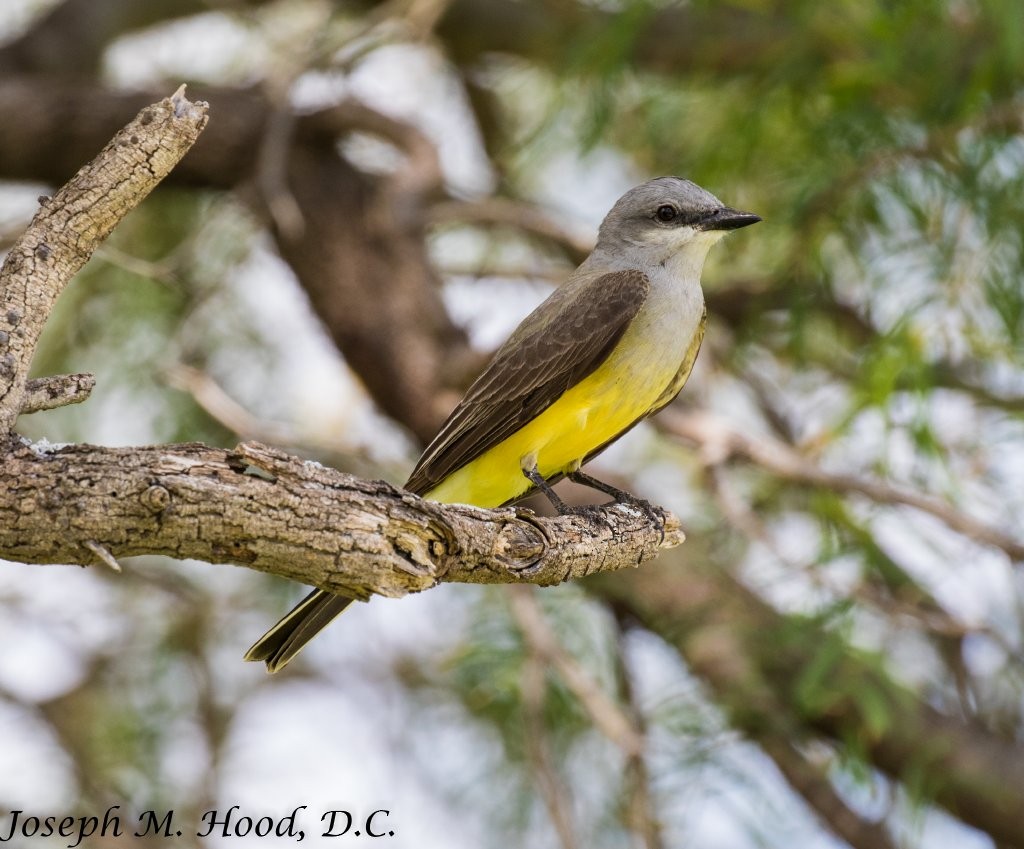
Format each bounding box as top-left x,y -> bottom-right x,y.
655,204 -> 678,223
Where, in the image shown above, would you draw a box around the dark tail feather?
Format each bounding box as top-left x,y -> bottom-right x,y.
245,589 -> 354,673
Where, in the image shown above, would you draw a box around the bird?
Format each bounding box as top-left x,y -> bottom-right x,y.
246,176 -> 760,672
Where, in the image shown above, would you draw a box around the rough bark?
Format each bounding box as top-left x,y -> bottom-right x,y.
20,372 -> 95,414
0,438 -> 681,597
3,6 -> 1021,846
0,77 -> 472,440
0,85 -> 208,435
0,87 -> 680,609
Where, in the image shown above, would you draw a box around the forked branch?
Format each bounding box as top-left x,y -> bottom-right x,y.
0,87 -> 680,604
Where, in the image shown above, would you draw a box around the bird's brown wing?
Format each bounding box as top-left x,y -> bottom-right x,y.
404,269 -> 650,496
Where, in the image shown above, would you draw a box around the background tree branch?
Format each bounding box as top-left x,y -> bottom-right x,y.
2,3 -> 1022,847
590,560 -> 1024,847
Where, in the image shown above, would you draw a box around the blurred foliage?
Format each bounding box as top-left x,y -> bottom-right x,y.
3,0 -> 1024,847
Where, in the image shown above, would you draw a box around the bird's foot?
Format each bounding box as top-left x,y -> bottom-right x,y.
522,467 -> 666,536
567,470 -> 667,533
523,467 -> 575,515
559,502 -> 609,520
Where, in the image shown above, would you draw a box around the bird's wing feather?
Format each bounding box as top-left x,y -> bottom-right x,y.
404,269 -> 650,495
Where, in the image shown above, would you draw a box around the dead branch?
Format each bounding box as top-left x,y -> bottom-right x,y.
20,372 -> 96,414
0,85 -> 208,436
0,437 -> 680,599
0,88 -> 679,617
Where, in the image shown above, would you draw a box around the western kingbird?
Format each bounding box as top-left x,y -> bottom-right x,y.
246,176 -> 759,671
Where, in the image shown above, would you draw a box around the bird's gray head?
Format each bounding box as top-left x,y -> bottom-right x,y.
595,177 -> 760,265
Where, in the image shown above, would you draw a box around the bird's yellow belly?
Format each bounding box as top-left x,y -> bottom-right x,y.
422,351 -> 670,508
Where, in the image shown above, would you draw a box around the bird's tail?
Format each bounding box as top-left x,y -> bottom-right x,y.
245,589 -> 354,673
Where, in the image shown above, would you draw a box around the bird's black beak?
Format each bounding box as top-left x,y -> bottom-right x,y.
699,207 -> 762,231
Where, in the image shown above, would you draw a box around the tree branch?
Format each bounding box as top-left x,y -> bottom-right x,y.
591,560 -> 1024,847
755,736 -> 899,849
20,372 -> 95,414
301,100 -> 444,201
520,647 -> 581,849
429,197 -> 592,264
164,363 -> 371,464
510,586 -> 665,848
0,0 -> 230,75
0,437 -> 681,600
609,626 -> 665,849
0,84 -> 678,614
0,85 -> 208,436
660,409 -> 1024,562
508,585 -> 644,757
